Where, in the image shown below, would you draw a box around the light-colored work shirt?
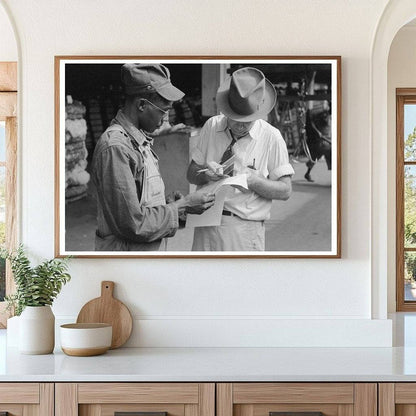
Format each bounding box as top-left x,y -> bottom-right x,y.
191,115 -> 294,221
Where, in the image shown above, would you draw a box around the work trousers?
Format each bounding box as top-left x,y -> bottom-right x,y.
192,214 -> 265,251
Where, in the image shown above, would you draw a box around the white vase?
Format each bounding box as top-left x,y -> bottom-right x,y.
6,315 -> 20,347
19,305 -> 55,354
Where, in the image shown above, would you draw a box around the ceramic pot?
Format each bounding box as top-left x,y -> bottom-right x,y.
6,315 -> 20,347
19,305 -> 55,354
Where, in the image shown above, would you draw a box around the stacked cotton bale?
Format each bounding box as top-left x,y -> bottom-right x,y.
87,97 -> 104,146
65,99 -> 90,203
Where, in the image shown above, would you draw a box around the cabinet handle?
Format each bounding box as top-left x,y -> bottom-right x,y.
270,413 -> 324,416
115,412 -> 167,416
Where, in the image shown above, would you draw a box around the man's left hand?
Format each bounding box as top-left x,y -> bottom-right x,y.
246,168 -> 265,187
167,191 -> 187,227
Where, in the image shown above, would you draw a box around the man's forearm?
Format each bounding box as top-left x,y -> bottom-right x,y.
187,160 -> 210,185
247,175 -> 292,200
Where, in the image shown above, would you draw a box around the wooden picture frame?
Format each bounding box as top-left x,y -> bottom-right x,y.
55,56 -> 341,258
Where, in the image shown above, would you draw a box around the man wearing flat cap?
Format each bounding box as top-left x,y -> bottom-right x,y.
92,63 -> 214,251
187,67 -> 294,251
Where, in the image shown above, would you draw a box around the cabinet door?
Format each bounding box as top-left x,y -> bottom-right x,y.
56,383 -> 215,416
217,383 -> 377,416
379,383 -> 416,416
0,383 -> 53,416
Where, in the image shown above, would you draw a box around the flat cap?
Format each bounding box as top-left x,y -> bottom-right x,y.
121,63 -> 184,101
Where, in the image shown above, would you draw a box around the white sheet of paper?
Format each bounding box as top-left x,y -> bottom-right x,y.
186,174 -> 248,228
186,187 -> 228,228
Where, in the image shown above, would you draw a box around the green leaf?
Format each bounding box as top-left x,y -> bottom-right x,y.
4,245 -> 71,315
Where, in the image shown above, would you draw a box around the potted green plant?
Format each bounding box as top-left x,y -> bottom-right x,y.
2,245 -> 71,354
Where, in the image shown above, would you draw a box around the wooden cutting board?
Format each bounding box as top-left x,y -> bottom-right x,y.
76,281 -> 133,349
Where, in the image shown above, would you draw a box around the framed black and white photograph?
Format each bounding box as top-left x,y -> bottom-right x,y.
55,56 -> 341,258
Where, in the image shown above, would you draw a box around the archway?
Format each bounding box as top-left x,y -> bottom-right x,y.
371,0 -> 416,319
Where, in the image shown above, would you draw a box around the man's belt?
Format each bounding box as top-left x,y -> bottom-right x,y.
222,210 -> 264,223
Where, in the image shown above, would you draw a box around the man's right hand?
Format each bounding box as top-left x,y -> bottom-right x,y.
172,192 -> 215,215
172,192 -> 215,214
205,161 -> 228,182
184,192 -> 215,214
187,160 -> 228,185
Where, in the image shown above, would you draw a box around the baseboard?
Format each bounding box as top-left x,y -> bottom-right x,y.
56,317 -> 392,347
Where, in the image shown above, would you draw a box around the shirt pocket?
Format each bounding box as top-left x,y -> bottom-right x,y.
144,173 -> 166,207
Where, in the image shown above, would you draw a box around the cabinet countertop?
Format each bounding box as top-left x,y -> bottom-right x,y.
1,329 -> 416,382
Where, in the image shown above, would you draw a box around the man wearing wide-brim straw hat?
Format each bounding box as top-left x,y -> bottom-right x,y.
187,66 -> 294,251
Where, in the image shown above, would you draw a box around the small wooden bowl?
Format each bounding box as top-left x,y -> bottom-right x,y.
60,323 -> 112,356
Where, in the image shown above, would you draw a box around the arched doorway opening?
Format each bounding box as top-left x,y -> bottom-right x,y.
371,0 -> 416,319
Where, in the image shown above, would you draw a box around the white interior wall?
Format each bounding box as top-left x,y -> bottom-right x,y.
0,0 -> 394,346
387,24 -> 416,313
0,4 -> 17,61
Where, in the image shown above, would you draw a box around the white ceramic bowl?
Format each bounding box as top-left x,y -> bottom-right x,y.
60,323 -> 112,356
